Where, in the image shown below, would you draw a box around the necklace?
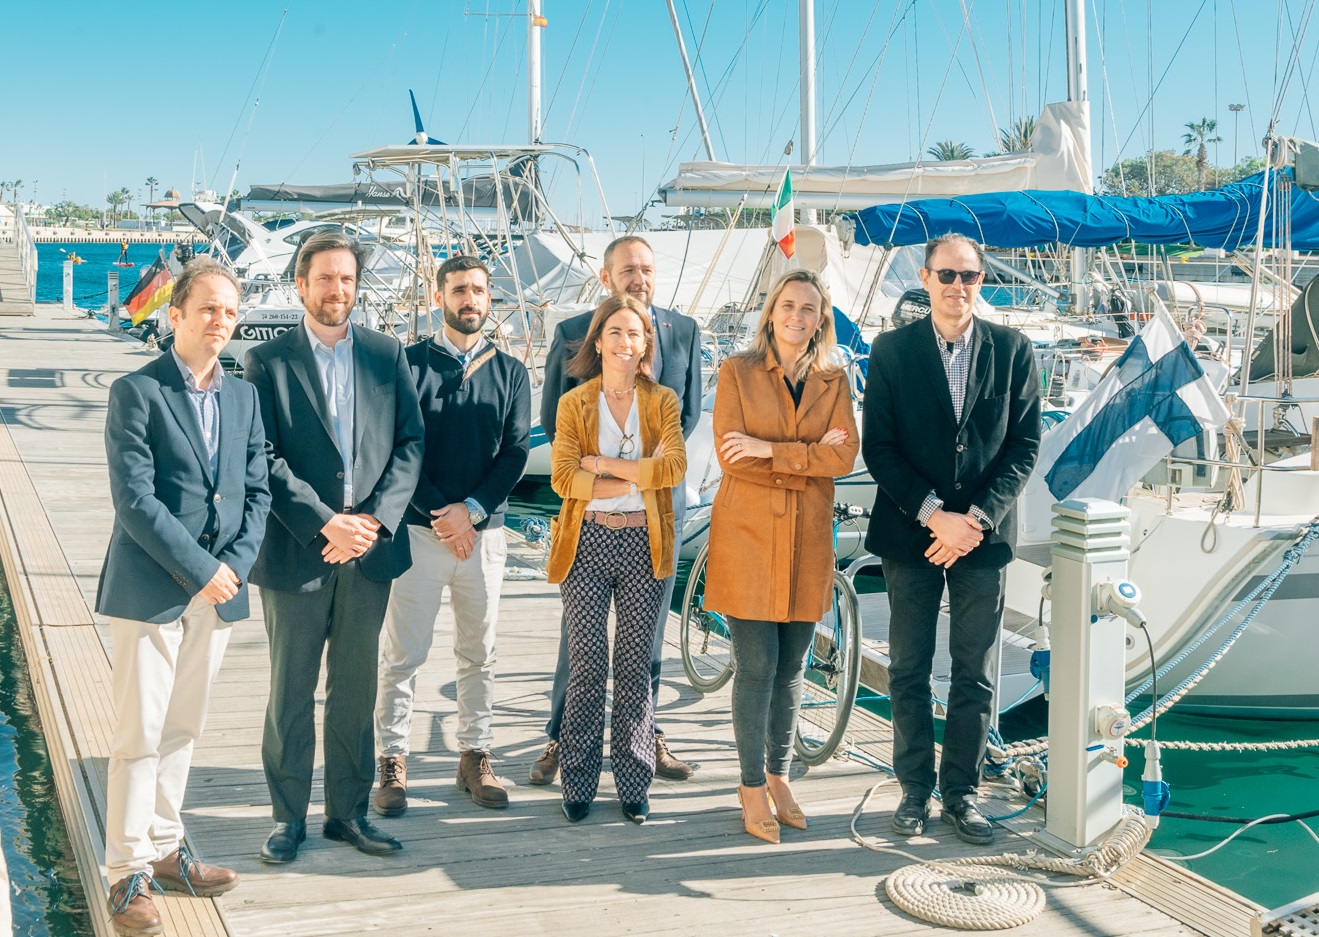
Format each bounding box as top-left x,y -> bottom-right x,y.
601,382 -> 636,399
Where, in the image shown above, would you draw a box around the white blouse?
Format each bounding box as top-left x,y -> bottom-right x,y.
585,392 -> 645,512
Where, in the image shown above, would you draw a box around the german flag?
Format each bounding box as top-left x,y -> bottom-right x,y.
124,253 -> 174,326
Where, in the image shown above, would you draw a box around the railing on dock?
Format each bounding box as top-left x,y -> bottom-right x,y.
15,205 -> 37,302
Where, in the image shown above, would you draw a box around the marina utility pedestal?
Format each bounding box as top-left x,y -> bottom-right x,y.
1044,499 -> 1138,849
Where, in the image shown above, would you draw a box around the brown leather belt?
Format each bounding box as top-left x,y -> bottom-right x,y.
584,510 -> 648,529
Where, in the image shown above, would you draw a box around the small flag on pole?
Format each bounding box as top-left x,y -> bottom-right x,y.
531,14 -> 548,26
771,169 -> 795,259
123,253 -> 175,326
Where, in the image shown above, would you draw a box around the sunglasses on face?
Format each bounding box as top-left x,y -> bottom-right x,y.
930,268 -> 985,285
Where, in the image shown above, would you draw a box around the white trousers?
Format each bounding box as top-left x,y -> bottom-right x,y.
105,594 -> 231,881
375,524 -> 506,756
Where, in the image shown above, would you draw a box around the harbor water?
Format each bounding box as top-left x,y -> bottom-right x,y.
0,571 -> 93,936
33,242 -> 182,310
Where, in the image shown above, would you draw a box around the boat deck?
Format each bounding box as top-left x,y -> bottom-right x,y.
0,304 -> 1261,936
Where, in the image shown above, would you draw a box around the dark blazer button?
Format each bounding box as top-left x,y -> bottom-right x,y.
954,482 -> 962,490
336,471 -> 345,479
956,444 -> 966,452
201,534 -> 211,542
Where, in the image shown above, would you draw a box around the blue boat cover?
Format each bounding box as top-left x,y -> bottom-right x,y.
850,170 -> 1319,250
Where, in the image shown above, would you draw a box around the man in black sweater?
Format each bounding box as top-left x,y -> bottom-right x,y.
373,255 -> 531,816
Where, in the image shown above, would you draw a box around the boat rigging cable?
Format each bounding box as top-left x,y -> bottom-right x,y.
213,6 -> 289,205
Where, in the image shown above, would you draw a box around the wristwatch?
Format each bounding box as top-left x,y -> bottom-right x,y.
628,482 -> 639,497
463,497 -> 487,527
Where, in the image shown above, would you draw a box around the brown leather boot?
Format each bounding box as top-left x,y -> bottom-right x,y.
108,872 -> 163,937
150,844 -> 238,896
655,734 -> 695,780
374,755 -> 408,817
528,740 -> 559,785
456,750 -> 509,809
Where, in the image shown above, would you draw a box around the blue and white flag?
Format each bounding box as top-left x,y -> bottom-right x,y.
1036,310 -> 1230,502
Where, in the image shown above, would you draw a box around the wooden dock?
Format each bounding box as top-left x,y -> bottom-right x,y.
0,304 -> 1261,936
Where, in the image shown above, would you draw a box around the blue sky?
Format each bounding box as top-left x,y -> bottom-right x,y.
2,1 -> 1313,221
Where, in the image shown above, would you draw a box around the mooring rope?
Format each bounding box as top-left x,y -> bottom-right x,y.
851,780 -> 1152,930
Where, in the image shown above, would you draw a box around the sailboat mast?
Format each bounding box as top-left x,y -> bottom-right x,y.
666,0 -> 717,161
799,0 -> 817,224
1065,0 -> 1091,314
528,0 -> 543,143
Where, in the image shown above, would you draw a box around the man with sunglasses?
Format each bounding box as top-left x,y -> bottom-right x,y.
861,233 -> 1041,846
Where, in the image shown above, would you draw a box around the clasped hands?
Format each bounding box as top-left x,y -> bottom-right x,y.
719,426 -> 848,463
432,503 -> 477,560
925,509 -> 984,568
321,513 -> 381,564
199,562 -> 241,605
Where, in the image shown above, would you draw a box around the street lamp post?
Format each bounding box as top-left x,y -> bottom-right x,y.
1229,103 -> 1245,168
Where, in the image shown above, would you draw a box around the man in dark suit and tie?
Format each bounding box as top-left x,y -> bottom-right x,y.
529,235 -> 703,785
245,230 -> 423,863
862,233 -> 1041,846
99,257 -> 269,937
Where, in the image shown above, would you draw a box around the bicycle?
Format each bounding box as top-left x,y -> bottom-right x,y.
678,502 -> 867,765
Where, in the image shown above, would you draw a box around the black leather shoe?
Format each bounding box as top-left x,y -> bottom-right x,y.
621,801 -> 650,824
323,817 -> 402,856
562,800 -> 591,823
942,800 -> 994,845
891,793 -> 931,836
259,820 -> 306,864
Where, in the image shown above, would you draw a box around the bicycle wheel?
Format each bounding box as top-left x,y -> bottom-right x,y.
794,572 -> 863,765
679,542 -> 735,692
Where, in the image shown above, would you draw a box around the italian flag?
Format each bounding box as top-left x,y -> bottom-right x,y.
771,169 -> 795,258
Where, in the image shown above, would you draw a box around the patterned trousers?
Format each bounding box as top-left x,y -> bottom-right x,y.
558,522 -> 664,804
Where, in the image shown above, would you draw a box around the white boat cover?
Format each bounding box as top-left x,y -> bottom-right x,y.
659,102 -> 1092,210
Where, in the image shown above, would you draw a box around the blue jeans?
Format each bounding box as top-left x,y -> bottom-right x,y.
883,561 -> 1005,802
726,615 -> 816,788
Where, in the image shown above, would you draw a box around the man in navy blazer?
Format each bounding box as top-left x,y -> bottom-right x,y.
245,230 -> 423,864
98,257 -> 269,936
531,235 -> 703,785
862,233 -> 1041,847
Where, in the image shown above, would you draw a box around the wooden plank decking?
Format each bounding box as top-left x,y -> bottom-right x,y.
0,305 -> 1260,937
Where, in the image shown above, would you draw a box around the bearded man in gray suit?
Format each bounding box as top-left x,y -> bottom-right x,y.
245,230 -> 423,863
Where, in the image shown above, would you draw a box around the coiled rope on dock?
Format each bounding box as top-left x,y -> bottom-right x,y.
851,781 -> 1153,930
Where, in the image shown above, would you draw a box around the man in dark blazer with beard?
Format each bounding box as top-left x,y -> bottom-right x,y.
862,233 -> 1040,847
245,229 -> 423,863
530,234 -> 703,785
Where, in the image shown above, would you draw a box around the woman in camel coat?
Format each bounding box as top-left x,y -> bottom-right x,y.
704,269 -> 860,844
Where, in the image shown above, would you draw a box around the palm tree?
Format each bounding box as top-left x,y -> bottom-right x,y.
1182,118 -> 1223,191
926,140 -> 976,161
145,176 -> 159,229
997,116 -> 1037,154
106,188 -> 130,226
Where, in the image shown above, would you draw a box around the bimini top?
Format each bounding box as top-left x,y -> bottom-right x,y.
850,170 -> 1319,251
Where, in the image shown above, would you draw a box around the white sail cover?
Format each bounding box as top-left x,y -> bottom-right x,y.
659,102 -> 1092,211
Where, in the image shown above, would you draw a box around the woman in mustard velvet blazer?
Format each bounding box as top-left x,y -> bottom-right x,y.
547,294 -> 686,825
